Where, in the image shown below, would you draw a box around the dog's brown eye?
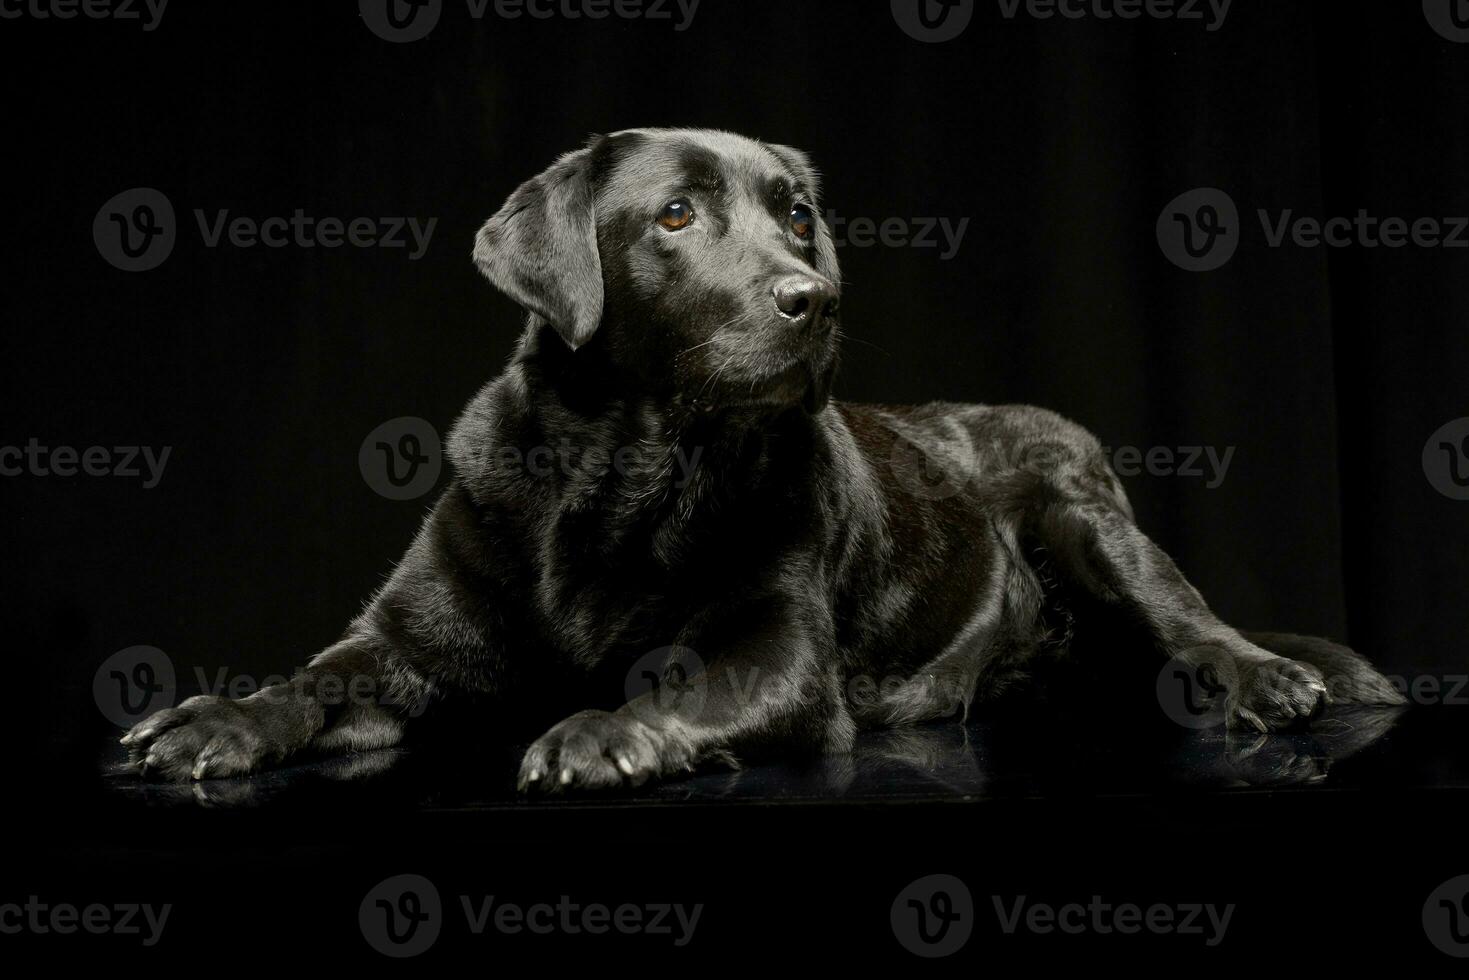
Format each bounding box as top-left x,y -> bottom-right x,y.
657,199 -> 694,231
790,204 -> 814,240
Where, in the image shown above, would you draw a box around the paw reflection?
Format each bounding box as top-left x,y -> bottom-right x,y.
1220,706 -> 1405,787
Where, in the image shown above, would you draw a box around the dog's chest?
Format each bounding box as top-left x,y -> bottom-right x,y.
527,454 -> 804,665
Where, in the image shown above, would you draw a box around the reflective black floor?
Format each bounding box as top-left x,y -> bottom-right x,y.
68,701 -> 1469,966
99,701 -> 1459,811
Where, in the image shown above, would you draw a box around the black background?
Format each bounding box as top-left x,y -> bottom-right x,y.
4,0 -> 1469,966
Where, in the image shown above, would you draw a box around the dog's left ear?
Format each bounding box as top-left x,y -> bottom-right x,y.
473,144 -> 603,350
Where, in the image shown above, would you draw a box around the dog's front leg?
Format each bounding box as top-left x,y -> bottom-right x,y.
121,636 -> 424,781
519,594 -> 850,792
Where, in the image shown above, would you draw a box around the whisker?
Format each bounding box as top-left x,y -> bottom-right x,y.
676,311 -> 761,361
837,331 -> 890,357
678,336 -> 724,357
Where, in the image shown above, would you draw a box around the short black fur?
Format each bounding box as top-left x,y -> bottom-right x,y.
121,129 -> 1405,790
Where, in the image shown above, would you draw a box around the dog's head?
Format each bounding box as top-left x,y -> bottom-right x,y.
473,128 -> 842,415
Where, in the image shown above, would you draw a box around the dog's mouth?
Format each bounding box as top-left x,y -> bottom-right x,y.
682,303 -> 839,417
745,356 -> 811,405
690,349 -> 831,416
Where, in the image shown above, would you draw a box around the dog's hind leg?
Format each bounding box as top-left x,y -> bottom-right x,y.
852,532 -> 1025,728
1008,472 -> 1402,730
1240,631 -> 1406,706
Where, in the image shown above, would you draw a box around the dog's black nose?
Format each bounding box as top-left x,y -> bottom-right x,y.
772,276 -> 838,331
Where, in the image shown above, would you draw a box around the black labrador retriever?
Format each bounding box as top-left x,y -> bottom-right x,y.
122,128 -> 1405,790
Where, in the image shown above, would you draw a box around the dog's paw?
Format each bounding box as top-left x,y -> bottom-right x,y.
1225,657 -> 1330,733
518,710 -> 687,793
120,695 -> 277,781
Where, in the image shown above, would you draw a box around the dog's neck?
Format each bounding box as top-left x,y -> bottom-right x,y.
519,319 -> 810,444
496,323 -> 818,564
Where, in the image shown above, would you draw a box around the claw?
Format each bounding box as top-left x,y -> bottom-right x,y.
1237,706 -> 1268,733
191,747 -> 215,781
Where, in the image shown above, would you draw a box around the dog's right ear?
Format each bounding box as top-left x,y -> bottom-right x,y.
473,145 -> 603,350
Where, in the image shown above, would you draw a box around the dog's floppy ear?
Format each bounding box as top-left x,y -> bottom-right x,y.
767,142 -> 842,288
473,145 -> 603,350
